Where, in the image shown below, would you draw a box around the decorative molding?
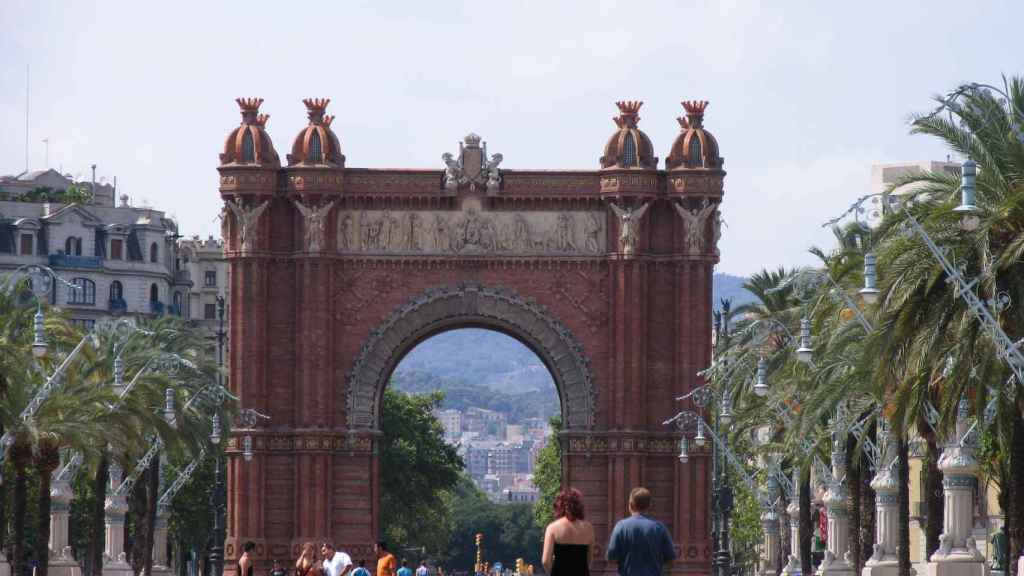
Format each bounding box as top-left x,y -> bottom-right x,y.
346,283 -> 597,430
442,133 -> 502,194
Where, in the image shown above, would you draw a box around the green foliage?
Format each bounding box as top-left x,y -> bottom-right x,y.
531,416 -> 561,530
391,370 -> 558,424
443,477 -> 543,571
380,389 -> 464,559
729,478 -> 764,572
16,185 -> 93,204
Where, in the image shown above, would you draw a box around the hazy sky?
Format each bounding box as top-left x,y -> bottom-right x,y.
1,1 -> 1020,275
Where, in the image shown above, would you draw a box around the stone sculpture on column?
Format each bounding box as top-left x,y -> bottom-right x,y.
49,469 -> 82,576
782,469 -> 802,576
817,427 -> 855,576
103,462 -> 134,576
863,421 -> 899,576
927,398 -> 985,576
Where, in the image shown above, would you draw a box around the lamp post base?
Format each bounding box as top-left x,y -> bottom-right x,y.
49,546 -> 82,576
862,560 -> 902,576
101,553 -> 134,576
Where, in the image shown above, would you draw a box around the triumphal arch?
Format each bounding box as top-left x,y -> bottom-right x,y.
217,97 -> 725,575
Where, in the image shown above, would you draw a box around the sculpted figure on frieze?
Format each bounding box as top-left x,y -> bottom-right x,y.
293,198 -> 334,252
584,212 -> 603,254
225,198 -> 270,253
608,201 -> 651,256
337,213 -> 353,250
673,198 -> 718,255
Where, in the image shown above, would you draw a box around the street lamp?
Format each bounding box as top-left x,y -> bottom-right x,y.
678,436 -> 690,463
753,356 -> 769,397
795,318 -> 814,364
859,252 -> 880,304
953,159 -> 981,231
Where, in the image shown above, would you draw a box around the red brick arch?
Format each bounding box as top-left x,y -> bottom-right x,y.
219,108 -> 723,575
346,283 -> 597,432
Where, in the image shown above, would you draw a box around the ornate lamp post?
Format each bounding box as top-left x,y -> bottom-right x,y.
209,294 -> 228,576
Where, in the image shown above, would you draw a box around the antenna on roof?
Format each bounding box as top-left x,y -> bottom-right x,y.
24,64 -> 29,173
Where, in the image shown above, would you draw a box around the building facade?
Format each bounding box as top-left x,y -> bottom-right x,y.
178,235 -> 229,330
0,170 -> 191,329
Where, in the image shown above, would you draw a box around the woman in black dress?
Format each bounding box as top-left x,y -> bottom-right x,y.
542,488 -> 594,576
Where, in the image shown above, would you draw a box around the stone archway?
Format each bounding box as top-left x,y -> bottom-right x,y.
346,283 -> 597,431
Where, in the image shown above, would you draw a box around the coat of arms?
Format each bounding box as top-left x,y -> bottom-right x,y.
442,133 -> 503,194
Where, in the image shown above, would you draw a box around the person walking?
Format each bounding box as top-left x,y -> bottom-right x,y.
375,542 -> 397,576
542,488 -> 594,576
321,542 -> 352,576
396,560 -> 413,576
606,487 -> 677,576
269,559 -> 287,576
414,561 -> 429,576
238,541 -> 256,576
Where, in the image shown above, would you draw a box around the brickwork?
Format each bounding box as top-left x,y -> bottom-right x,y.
218,98 -> 725,575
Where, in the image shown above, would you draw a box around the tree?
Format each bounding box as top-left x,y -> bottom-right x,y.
379,389 -> 463,559
531,416 -> 561,530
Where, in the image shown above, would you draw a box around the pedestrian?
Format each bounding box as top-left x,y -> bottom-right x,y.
352,560 -> 372,576
269,559 -> 287,576
415,561 -> 429,576
606,487 -> 677,576
396,560 -> 413,576
542,488 -> 594,576
295,543 -> 318,576
375,541 -> 397,576
238,541 -> 256,576
320,542 -> 353,576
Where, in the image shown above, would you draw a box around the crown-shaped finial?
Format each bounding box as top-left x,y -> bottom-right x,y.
613,101 -> 643,128
236,97 -> 265,123
681,100 -> 709,128
464,132 -> 482,147
302,98 -> 331,124
323,115 -> 335,127
255,114 -> 270,127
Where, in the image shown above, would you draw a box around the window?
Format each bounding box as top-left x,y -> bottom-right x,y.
205,270 -> 217,287
109,280 -> 124,302
65,237 -> 83,256
309,129 -> 322,162
689,135 -> 703,167
110,239 -> 123,260
242,130 -> 255,163
173,291 -> 183,316
70,319 -> 96,332
204,303 -> 217,320
68,278 -> 96,305
150,283 -> 159,303
150,242 -> 159,263
622,133 -> 637,167
20,233 -> 34,255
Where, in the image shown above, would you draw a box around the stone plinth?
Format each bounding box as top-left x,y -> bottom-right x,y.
863,425 -> 902,576
49,475 -> 82,576
151,506 -> 172,576
818,434 -> 854,576
926,400 -> 985,576
782,470 -> 802,576
762,506 -> 781,576
103,465 -> 134,576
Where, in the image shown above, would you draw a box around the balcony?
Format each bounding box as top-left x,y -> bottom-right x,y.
49,254 -> 102,269
149,301 -> 165,316
174,269 -> 191,284
109,298 -> 127,314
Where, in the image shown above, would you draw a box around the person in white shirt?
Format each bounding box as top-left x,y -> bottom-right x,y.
320,542 -> 352,576
415,560 -> 429,576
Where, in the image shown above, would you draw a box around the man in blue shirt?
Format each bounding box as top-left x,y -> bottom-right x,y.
397,560 -> 413,576
606,487 -> 677,576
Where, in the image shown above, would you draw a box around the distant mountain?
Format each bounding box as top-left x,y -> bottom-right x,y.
393,274 -> 753,400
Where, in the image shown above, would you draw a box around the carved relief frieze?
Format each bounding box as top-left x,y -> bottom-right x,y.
335,208 -> 605,256
669,173 -> 724,196
286,172 -> 344,192
599,172 -> 659,194
219,172 -> 275,191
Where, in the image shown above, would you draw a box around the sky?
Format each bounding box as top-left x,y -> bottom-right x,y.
1,0 -> 1021,275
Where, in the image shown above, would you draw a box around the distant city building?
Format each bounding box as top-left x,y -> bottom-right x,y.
177,235 -> 228,330
0,169 -> 191,330
435,408 -> 464,443
863,161 -> 959,227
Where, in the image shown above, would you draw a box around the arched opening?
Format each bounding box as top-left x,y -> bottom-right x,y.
382,327 -> 560,569
109,280 -> 124,302
150,283 -> 159,302
622,132 -> 638,167
308,130 -> 323,163
241,129 -> 256,163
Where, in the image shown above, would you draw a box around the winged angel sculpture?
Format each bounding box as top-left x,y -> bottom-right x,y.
294,199 -> 335,252
225,198 -> 270,252
609,201 -> 651,256
673,198 -> 719,255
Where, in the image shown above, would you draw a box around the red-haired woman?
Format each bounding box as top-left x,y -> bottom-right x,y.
542,488 -> 594,576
